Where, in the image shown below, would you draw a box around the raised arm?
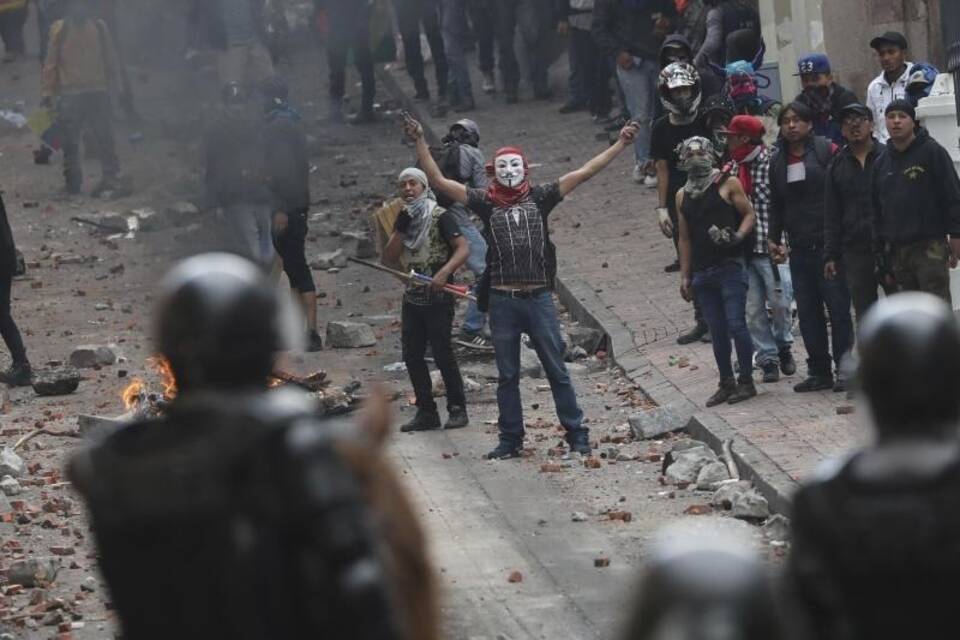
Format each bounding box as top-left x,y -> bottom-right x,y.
402,113 -> 469,205
558,123 -> 638,197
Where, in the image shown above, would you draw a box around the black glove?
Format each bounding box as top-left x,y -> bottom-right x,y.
708,225 -> 743,248
394,210 -> 412,233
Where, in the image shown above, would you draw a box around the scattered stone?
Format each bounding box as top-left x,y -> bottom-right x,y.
607,510 -> 632,522
0,475 -> 21,496
326,321 -> 377,348
90,212 -> 128,233
836,405 -> 855,415
584,457 -> 602,469
763,514 -> 791,543
507,570 -> 523,583
32,366 -> 82,396
311,249 -> 348,270
571,511 -> 589,522
340,231 -> 378,259
459,363 -> 499,381
49,546 -> 75,556
6,557 -> 59,587
566,325 -> 603,353
616,453 -> 635,462
382,362 -> 407,374
80,576 -> 97,593
665,446 -> 718,484
629,406 -> 685,439
731,489 -> 771,520
540,463 -> 563,473
164,201 -> 200,226
594,556 -> 611,568
711,480 -> 753,510
69,345 -> 116,368
696,461 -> 731,490
0,447 -> 25,478
568,345 -> 588,360
519,346 -> 543,378
683,504 -> 713,516
462,376 -> 483,393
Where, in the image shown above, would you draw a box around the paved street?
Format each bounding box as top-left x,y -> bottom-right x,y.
382,52 -> 867,495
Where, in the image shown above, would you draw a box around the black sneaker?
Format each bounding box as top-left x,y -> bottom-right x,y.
455,331 -> 494,351
727,380 -> 757,404
700,329 -> 712,343
569,440 -> 592,456
794,375 -> 833,393
833,376 -> 848,393
677,322 -> 709,345
400,409 -> 441,432
0,361 -> 32,387
558,101 -> 586,114
706,378 -> 736,407
664,260 -> 681,273
760,361 -> 779,383
778,349 -> 797,376
413,79 -> 430,101
306,331 -> 323,353
444,406 -> 469,429
486,443 -> 522,460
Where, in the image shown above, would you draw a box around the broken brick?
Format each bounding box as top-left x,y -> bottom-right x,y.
540,463 -> 563,473
583,457 -> 602,469
49,546 -> 75,556
594,556 -> 611,568
607,510 -> 633,523
507,570 -> 523,583
684,504 -> 713,516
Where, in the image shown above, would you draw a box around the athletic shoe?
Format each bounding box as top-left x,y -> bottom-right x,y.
444,406 -> 469,429
569,440 -> 592,456
456,331 -> 494,351
643,173 -> 658,189
760,361 -> 779,383
794,375 -> 833,393
632,162 -> 645,184
486,443 -> 522,460
727,381 -> 757,404
400,409 -> 442,432
677,321 -> 709,345
0,362 -> 32,387
706,378 -> 736,407
306,331 -> 323,353
664,260 -> 681,273
778,349 -> 797,376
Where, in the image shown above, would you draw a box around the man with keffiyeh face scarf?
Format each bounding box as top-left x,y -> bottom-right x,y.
721,114 -> 796,383
403,112 -> 639,460
383,167 -> 471,433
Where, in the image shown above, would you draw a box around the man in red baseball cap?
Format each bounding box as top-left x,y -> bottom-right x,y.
720,115 -> 796,383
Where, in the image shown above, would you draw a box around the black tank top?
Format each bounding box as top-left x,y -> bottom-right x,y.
682,177 -> 744,273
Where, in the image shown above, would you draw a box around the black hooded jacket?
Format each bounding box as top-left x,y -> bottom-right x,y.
592,0 -> 677,60
872,128 -> 960,247
823,139 -> 885,261
795,83 -> 859,145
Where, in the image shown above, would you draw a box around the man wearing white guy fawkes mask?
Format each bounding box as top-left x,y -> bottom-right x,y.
403,111 -> 639,460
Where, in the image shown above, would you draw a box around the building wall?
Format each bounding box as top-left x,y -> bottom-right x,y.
758,0 -> 943,102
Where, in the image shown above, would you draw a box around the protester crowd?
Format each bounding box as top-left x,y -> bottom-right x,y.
2,1 -> 960,639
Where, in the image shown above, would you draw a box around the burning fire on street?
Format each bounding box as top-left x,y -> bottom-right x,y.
117,357 -> 358,418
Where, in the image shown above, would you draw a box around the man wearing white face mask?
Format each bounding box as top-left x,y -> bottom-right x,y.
403,112 -> 638,460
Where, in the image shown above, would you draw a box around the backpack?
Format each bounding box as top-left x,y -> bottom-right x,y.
419,141 -> 464,208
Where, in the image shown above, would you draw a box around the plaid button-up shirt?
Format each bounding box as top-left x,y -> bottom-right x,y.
725,145 -> 773,255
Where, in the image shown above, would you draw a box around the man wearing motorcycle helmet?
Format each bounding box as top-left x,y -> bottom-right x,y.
651,62 -> 714,344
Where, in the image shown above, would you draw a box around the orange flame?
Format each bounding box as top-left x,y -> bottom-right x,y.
147,356 -> 177,400
122,378 -> 146,411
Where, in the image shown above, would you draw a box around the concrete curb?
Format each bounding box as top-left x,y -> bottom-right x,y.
376,63 -> 798,513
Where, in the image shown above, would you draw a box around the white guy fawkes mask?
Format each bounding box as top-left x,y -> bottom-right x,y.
494,153 -> 525,188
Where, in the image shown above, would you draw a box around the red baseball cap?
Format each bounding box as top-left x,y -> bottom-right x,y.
718,115 -> 766,140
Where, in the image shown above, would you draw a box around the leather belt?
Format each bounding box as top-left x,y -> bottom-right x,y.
490,287 -> 550,299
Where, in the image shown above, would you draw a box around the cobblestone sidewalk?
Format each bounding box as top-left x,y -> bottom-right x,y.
377,51 -> 867,499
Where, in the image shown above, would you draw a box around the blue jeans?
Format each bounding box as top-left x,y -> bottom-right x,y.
745,255 -> 794,366
224,202 -> 275,269
489,291 -> 587,449
789,248 -> 854,376
693,262 -> 754,382
441,0 -> 474,102
459,219 -> 488,334
615,57 -> 658,163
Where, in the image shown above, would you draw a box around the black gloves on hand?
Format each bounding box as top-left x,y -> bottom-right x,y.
394,210 -> 412,233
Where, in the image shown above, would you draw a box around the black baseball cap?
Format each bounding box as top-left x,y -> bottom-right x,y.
870,31 -> 908,50
840,103 -> 873,121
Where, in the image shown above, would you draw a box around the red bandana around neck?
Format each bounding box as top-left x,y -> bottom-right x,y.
486,146 -> 531,207
730,144 -> 761,197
